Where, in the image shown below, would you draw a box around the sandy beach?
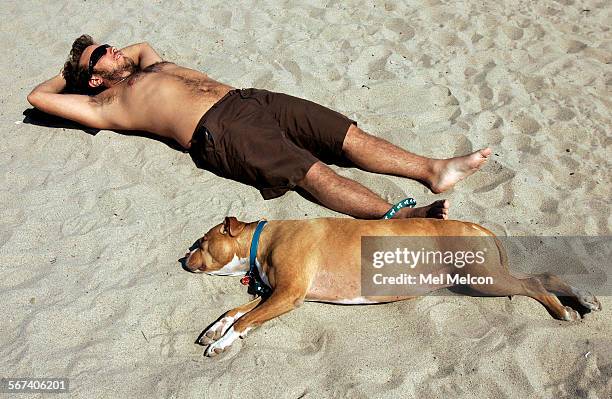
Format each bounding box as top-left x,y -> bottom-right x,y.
1,0 -> 611,397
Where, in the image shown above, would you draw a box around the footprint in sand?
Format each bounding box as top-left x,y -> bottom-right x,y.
61,214 -> 107,237
0,229 -> 13,249
298,328 -> 333,356
383,18 -> 416,41
507,115 -> 541,135
336,81 -> 461,133
473,162 -> 515,194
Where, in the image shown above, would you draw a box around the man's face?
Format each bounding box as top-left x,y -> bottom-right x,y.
79,44 -> 135,86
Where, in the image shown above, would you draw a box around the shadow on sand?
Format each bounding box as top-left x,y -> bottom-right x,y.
22,108 -> 187,152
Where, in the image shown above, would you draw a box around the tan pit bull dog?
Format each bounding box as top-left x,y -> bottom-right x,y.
185,217 -> 601,357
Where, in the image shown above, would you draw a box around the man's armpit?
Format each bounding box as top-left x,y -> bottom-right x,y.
89,92 -> 116,106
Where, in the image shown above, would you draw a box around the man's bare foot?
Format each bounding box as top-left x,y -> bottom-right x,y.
393,200 -> 449,219
429,148 -> 492,194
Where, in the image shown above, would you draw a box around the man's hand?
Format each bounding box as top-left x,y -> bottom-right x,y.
120,42 -> 163,69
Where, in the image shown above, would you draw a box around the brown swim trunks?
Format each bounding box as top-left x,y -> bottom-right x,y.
189,88 -> 356,199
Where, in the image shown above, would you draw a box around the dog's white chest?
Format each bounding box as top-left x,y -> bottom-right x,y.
206,255 -> 248,276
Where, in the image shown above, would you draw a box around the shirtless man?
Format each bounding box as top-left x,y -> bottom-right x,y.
28,35 -> 491,219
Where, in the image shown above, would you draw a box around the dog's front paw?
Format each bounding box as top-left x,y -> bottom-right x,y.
199,317 -> 235,345
204,327 -> 241,357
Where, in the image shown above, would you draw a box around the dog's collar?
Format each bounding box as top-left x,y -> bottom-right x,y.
240,220 -> 272,298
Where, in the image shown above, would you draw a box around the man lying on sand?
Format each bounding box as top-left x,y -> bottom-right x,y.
28,35 -> 491,219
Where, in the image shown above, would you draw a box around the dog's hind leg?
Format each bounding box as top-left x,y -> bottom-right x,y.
459,236 -> 591,320
463,274 -> 581,321
532,272 -> 601,311
198,296 -> 262,346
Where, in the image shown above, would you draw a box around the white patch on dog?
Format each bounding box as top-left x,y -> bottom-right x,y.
205,326 -> 241,356
204,311 -> 247,341
254,258 -> 270,287
206,255 -> 248,276
318,297 -> 379,305
563,306 -> 581,321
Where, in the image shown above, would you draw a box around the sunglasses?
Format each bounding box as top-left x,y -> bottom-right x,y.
88,44 -> 110,77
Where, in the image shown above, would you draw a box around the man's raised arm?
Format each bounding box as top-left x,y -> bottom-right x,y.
27,73 -> 111,129
120,42 -> 163,69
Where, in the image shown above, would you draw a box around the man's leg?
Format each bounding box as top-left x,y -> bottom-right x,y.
297,162 -> 449,219
341,124 -> 491,193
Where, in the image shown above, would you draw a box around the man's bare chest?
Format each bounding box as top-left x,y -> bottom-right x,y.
126,62 -> 210,89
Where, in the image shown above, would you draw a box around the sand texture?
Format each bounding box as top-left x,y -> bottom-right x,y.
1,0 -> 611,398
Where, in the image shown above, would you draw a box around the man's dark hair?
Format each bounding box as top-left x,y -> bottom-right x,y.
62,34 -> 95,94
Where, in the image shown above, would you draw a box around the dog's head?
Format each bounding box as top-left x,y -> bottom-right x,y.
185,217 -> 249,274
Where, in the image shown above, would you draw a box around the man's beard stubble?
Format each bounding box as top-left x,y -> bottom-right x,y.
99,57 -> 137,82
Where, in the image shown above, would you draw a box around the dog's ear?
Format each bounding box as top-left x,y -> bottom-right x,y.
224,216 -> 246,237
